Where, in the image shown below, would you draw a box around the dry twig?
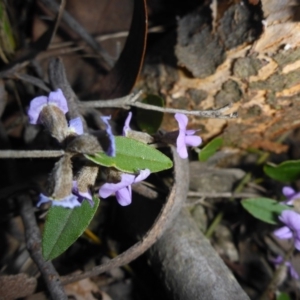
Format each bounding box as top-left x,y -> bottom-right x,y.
79,91 -> 237,119
19,195 -> 67,300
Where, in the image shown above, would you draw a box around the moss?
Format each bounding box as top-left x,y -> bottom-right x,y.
243,105 -> 262,118
172,96 -> 189,109
215,79 -> 242,107
186,88 -> 208,105
233,57 -> 263,79
249,68 -> 300,91
273,47 -> 300,67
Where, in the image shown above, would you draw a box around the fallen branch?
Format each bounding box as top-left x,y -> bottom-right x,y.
148,209 -> 250,300
19,195 -> 67,300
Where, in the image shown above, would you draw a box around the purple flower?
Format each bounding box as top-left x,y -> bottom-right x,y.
37,193 -> 81,208
271,255 -> 299,279
123,111 -> 132,136
282,186 -> 300,205
68,117 -> 84,135
174,113 -> 202,159
101,115 -> 115,157
274,210 -> 300,250
28,89 -> 68,124
99,169 -> 150,206
72,181 -> 94,206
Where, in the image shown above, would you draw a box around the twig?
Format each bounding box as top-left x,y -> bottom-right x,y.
60,146 -> 189,285
79,91 -> 142,109
19,195 -> 67,300
188,191 -> 260,198
36,24 -> 168,60
38,0 -> 114,67
0,150 -> 65,158
79,91 -> 237,119
48,0 -> 66,47
13,73 -> 51,92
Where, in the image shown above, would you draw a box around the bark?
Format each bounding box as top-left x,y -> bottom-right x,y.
157,0 -> 300,154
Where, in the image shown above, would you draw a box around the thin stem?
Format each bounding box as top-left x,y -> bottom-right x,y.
79,91 -> 237,119
205,211 -> 224,239
0,150 -> 65,158
79,91 -> 143,109
260,246 -> 295,300
188,191 -> 260,198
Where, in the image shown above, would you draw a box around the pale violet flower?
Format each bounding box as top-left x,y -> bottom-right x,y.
99,169 -> 150,206
36,181 -> 94,209
28,89 -> 68,124
101,115 -> 115,157
37,193 -> 81,208
68,117 -> 84,135
282,186 -> 300,205
271,255 -> 299,279
72,181 -> 94,207
175,113 -> 202,159
123,111 -> 132,136
274,210 -> 300,251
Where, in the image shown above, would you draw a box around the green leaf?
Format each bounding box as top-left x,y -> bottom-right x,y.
276,292 -> 291,300
136,95 -> 164,134
241,198 -> 292,224
42,197 -> 100,260
86,136 -> 173,173
264,160 -> 300,182
199,137 -> 223,161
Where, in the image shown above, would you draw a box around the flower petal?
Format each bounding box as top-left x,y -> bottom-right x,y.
274,226 -> 293,239
99,173 -> 136,198
282,186 -> 296,198
185,135 -> 202,147
69,117 -> 84,135
37,193 -> 52,207
176,130 -> 188,159
48,89 -> 68,114
174,113 -> 188,130
100,115 -> 116,157
72,181 -> 94,206
185,129 -> 197,135
271,255 -> 284,265
134,169 -> 151,183
123,111 -> 132,136
279,210 -> 300,231
28,96 -> 48,124
37,193 -> 81,208
116,186 -> 132,206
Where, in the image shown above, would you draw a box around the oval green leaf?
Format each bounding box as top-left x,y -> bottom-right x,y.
136,95 -> 164,134
85,136 -> 173,173
199,137 -> 223,162
241,197 -> 292,224
264,160 -> 300,182
42,197 -> 100,261
276,292 -> 291,300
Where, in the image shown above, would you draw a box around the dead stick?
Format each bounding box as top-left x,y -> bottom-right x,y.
19,195 -> 67,300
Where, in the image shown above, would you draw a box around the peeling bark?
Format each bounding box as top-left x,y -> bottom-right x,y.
156,0 -> 300,154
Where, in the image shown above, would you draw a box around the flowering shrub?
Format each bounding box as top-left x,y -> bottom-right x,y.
28,89 -> 201,259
